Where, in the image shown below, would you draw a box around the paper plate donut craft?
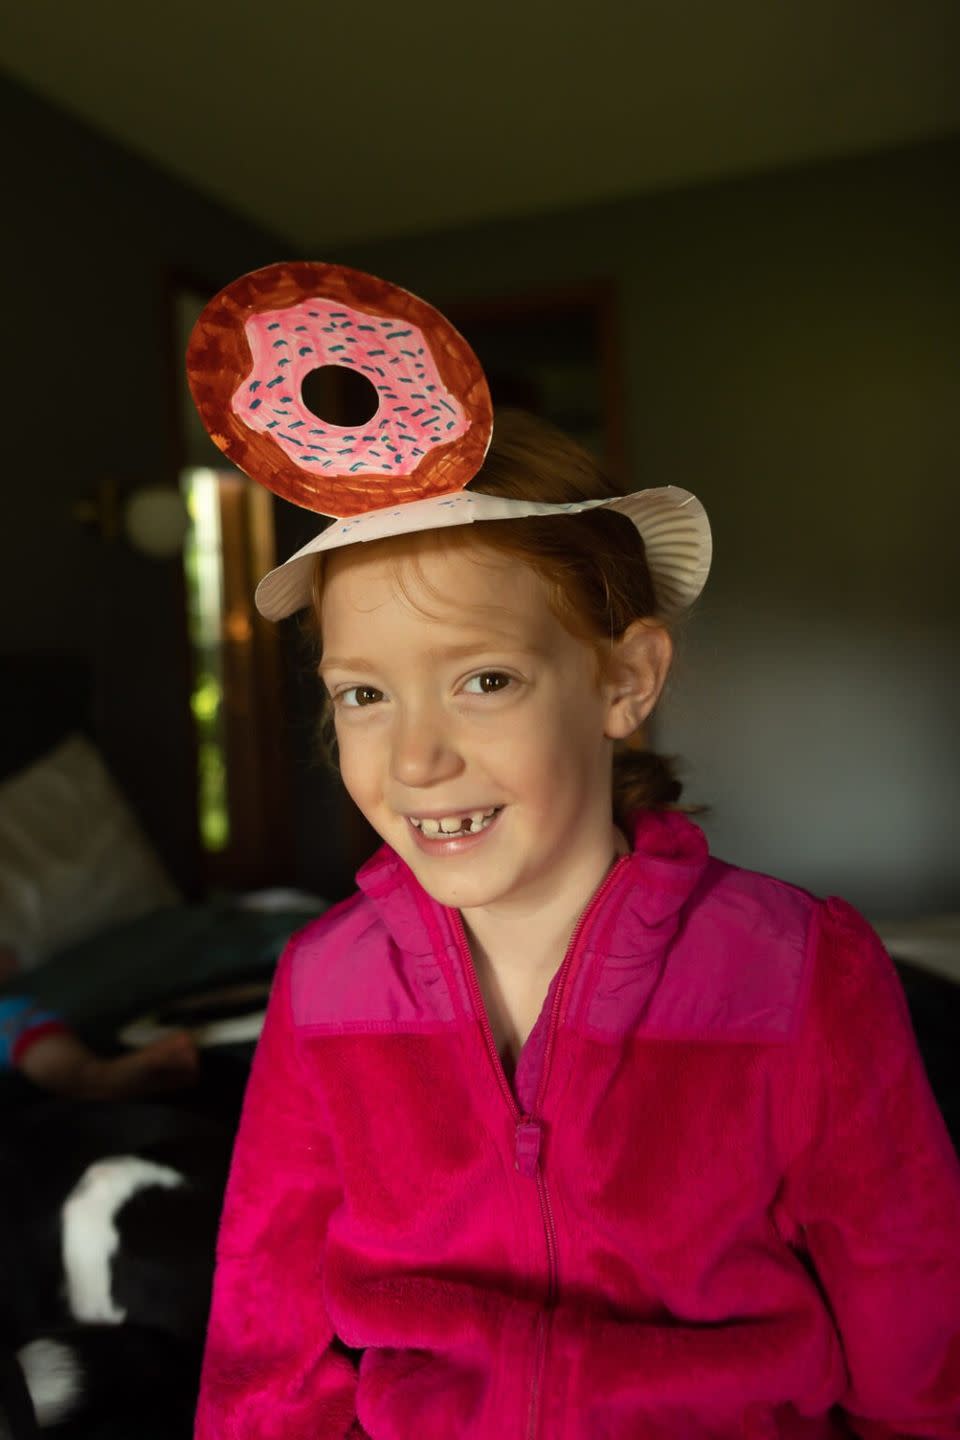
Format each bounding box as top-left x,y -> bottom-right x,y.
188,260 -> 713,622
186,260 -> 493,519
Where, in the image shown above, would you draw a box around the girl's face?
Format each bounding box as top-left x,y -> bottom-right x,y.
319,541 -> 627,915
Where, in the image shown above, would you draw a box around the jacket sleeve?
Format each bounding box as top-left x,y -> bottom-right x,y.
194,937 -> 365,1440
781,897 -> 960,1439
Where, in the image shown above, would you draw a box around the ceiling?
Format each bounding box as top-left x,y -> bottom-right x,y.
4,0 -> 958,248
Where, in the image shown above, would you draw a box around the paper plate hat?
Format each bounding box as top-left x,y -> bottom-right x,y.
186,261 -> 711,620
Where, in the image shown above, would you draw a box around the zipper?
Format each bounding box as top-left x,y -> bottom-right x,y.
452,853 -> 631,1440
526,1309 -> 548,1440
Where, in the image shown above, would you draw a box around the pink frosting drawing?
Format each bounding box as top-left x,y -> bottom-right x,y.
231,298 -> 470,494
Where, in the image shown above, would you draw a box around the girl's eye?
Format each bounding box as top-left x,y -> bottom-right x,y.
338,685 -> 384,708
463,672 -> 513,696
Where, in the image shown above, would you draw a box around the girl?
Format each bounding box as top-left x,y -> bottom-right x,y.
190,273 -> 960,1440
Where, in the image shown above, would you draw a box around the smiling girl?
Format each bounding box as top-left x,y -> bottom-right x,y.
190,271 -> 960,1440
316,502 -> 672,1082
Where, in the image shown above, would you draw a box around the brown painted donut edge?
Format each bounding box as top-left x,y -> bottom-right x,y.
186,261 -> 493,518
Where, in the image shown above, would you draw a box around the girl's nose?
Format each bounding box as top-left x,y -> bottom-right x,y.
389,712 -> 464,788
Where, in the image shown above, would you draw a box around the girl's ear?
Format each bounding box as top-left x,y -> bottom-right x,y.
602,621 -> 673,740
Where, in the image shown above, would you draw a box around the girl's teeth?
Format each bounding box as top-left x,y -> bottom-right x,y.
414,808 -> 498,838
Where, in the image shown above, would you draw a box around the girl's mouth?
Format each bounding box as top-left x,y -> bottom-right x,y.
406,806 -> 504,853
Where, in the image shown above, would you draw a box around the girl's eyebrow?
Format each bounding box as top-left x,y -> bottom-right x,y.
320,639 -> 544,673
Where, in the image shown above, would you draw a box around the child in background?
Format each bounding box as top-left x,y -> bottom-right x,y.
189,265 -> 960,1440
0,990 -> 198,1098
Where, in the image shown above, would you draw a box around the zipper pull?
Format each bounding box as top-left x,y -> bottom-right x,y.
515,1118 -> 542,1177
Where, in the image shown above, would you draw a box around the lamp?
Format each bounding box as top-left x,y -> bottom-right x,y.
73,479 -> 190,559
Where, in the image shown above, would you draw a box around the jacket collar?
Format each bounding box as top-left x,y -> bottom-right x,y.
355,809 -> 711,959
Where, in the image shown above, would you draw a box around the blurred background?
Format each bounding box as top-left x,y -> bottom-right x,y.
2,0 -> 958,920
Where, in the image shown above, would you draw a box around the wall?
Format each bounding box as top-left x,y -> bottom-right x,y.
3,76 -> 289,893
335,137 -> 959,918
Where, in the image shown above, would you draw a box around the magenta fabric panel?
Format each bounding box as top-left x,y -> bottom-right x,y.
290,891 -> 459,1029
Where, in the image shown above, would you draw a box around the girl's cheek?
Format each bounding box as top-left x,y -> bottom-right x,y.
337,720 -> 388,788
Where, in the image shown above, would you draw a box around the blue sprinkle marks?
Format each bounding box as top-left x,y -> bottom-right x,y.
280,396 -> 293,403
398,434 -> 417,442
411,409 -> 425,417
349,462 -> 364,472
357,324 -> 375,331
301,456 -> 318,462
309,311 -> 319,317
272,339 -> 288,348
401,349 -> 417,358
289,420 -> 304,429
278,358 -> 290,366
411,393 -> 426,400
267,421 -> 279,429
393,405 -> 409,412
386,329 -> 412,339
309,428 -> 326,435
446,421 -> 455,429
249,398 -> 261,410
369,449 -> 382,457
440,399 -> 456,414
323,461 -> 332,468
271,408 -> 290,416
266,376 -> 283,388
361,365 -> 375,373
394,454 -> 403,464
368,349 -> 386,356
330,312 -> 347,318
337,447 -> 353,455
329,344 -> 346,352
412,447 -> 423,456
342,435 -> 357,441
249,380 -> 261,392
298,346 -> 313,356
267,322 -> 280,330
425,385 -> 437,392
308,444 -> 328,452
295,325 -> 308,332
398,377 -> 413,384
339,320 -> 353,328
362,434 -> 377,441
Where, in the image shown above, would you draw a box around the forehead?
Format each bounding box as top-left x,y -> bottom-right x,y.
319,538 -> 559,652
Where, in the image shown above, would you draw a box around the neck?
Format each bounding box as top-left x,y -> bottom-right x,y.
460,822 -> 629,980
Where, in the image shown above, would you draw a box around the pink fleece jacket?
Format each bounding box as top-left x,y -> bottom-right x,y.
194,811 -> 960,1439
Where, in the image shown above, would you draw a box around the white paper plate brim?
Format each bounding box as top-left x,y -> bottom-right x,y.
255,487 -> 711,621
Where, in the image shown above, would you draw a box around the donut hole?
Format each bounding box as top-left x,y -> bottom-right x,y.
300,365 -> 380,427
